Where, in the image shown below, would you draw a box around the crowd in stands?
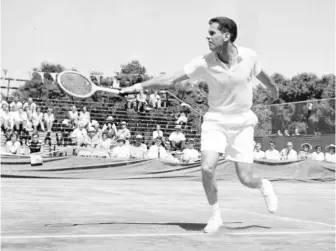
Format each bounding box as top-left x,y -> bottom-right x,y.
125,90 -> 168,112
253,141 -> 336,163
0,95 -> 200,163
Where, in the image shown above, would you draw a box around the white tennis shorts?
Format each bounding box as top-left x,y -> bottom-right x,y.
201,110 -> 258,163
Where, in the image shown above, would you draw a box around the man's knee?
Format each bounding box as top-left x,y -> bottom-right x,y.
201,162 -> 216,177
236,162 -> 257,187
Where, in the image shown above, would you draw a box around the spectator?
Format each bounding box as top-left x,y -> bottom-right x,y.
68,105 -> 79,129
91,120 -> 102,140
102,116 -> 117,136
125,94 -> 137,110
84,127 -> 101,148
23,97 -> 36,112
182,139 -> 200,163
14,108 -> 28,132
293,128 -> 300,136
153,124 -> 163,140
9,96 -> 22,112
117,121 -> 131,143
169,125 -> 186,151
253,142 -> 265,160
130,134 -> 147,159
26,132 -> 43,154
79,106 -> 90,128
175,112 -> 188,126
325,144 -> 336,163
32,107 -> 45,131
99,132 -> 112,151
43,135 -> 52,157
284,130 -> 290,136
0,94 -> 8,107
277,130 -> 283,136
147,136 -> 169,159
280,142 -> 298,161
149,90 -> 161,109
44,108 -> 55,132
311,145 -> 325,161
159,91 -> 168,108
1,103 -> 11,132
136,90 -> 147,112
265,141 -> 281,160
19,137 -> 29,155
23,106 -> 34,132
5,132 -> 21,154
103,121 -> 117,142
298,143 -> 312,160
70,121 -> 88,147
111,135 -> 131,158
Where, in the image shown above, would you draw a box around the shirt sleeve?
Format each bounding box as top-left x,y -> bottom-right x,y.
184,56 -> 207,79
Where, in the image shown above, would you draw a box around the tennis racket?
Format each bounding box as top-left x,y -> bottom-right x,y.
57,71 -> 123,99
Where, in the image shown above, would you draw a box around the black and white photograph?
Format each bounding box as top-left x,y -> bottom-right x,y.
0,0 -> 335,250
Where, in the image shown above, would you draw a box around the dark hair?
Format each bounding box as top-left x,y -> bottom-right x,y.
315,145 -> 322,150
269,141 -> 275,145
209,17 -> 238,43
10,132 -> 18,141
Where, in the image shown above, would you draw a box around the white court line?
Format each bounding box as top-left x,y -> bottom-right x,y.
2,231 -> 335,239
2,233 -> 203,239
222,208 -> 335,228
228,231 -> 335,236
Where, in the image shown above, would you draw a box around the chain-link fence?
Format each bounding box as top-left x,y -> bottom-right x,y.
252,98 -> 335,136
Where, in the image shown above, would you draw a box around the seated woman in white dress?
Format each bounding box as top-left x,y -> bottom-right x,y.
298,143 -> 312,160
32,106 -> 45,131
325,144 -> 336,163
311,145 -> 325,161
1,103 -> 11,132
6,133 -> 21,154
43,108 -> 55,132
68,105 -> 79,129
79,106 -> 90,128
111,136 -> 131,159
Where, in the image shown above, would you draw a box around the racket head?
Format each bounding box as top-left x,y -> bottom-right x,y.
57,71 -> 96,98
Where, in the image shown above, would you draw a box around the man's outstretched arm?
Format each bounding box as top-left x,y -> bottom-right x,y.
256,70 -> 279,101
120,69 -> 189,94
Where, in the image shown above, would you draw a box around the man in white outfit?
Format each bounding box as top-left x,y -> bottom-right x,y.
121,16 -> 278,234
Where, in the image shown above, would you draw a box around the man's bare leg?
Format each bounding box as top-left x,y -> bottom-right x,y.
235,162 -> 278,213
201,150 -> 223,233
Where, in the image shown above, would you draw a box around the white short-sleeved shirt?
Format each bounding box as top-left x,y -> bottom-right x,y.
10,101 -> 23,112
253,150 -> 265,159
153,130 -> 163,139
182,148 -> 199,162
112,145 -> 131,158
280,148 -> 298,161
169,132 -> 186,142
184,46 -> 261,117
23,102 -> 37,111
265,149 -> 281,160
312,152 -> 325,161
6,141 -> 21,154
325,153 -> 336,163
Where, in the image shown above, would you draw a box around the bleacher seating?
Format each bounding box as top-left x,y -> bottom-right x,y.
1,98 -> 201,150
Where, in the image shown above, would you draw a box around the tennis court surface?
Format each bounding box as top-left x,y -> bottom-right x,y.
1,176 -> 335,251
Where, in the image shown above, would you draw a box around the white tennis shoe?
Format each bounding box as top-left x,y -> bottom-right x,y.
204,216 -> 223,233
260,179 -> 278,213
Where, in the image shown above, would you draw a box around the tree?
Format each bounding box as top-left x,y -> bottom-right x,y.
120,60 -> 146,75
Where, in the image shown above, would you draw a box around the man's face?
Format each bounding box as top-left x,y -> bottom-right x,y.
269,143 -> 275,150
121,124 -> 126,129
32,135 -> 38,142
188,143 -> 194,149
329,147 -> 335,154
89,131 -> 95,138
102,134 -> 107,140
207,22 -> 227,52
28,98 -> 33,103
156,125 -> 160,130
303,146 -> 309,152
83,107 -> 87,112
256,143 -> 261,151
156,139 -> 162,147
14,97 -> 19,102
287,143 -> 293,150
316,146 -> 322,153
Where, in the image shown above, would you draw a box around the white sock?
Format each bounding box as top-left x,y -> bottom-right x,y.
211,202 -> 221,218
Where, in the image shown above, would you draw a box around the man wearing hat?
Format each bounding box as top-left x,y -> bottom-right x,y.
169,125 -> 186,151
117,121 -> 131,144
84,127 -> 101,149
182,139 -> 200,163
325,144 -> 336,163
298,143 -> 313,160
130,134 -> 147,159
279,142 -> 298,161
111,135 -> 131,159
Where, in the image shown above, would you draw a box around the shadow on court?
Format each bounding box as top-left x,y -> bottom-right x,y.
45,221 -> 271,231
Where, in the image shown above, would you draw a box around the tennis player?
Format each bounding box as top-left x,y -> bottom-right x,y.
121,16 -> 279,234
